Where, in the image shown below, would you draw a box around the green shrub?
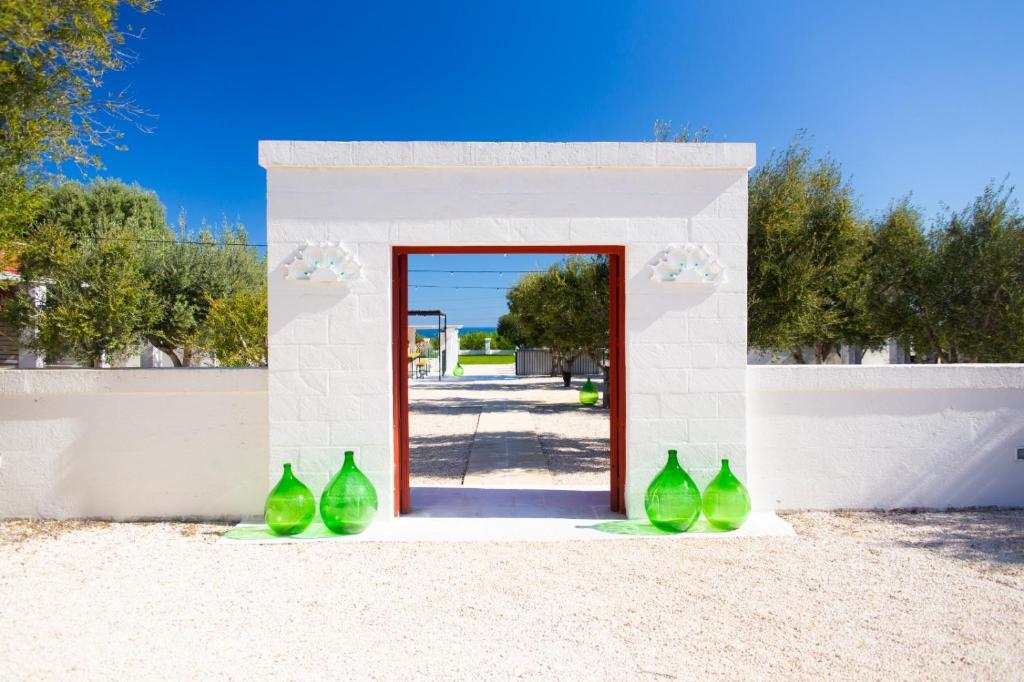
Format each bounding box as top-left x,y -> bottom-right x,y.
459,331 -> 514,350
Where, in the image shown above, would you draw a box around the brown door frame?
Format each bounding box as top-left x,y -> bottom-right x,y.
392,245 -> 627,516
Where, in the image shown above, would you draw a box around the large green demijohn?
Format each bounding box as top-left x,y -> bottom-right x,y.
702,458 -> 751,530
264,463 -> 315,536
320,451 -> 378,535
644,449 -> 702,532
578,377 -> 599,405
452,363 -> 464,377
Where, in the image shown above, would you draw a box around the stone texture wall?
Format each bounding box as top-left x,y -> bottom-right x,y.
261,141 -> 754,517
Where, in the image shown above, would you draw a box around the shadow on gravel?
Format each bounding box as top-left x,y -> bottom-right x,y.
409,429 -> 476,481
882,510 -> 1024,568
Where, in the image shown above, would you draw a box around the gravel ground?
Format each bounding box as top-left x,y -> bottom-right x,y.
2,511 -> 1022,680
409,374 -> 609,487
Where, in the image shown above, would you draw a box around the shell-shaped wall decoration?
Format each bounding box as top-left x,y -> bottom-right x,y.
649,243 -> 726,286
283,241 -> 361,284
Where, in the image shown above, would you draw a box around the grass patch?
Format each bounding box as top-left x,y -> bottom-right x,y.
457,354 -> 515,365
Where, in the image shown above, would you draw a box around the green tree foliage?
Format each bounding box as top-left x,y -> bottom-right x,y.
0,0 -> 156,269
868,185 -> 1024,362
748,136 -> 881,363
0,0 -> 156,172
143,213 -> 265,366
653,120 -> 710,142
500,256 -> 608,387
4,180 -> 268,367
203,286 -> 268,367
10,223 -> 159,366
458,331 -> 514,351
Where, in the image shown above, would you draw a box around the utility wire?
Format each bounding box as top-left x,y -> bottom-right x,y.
410,284 -> 511,290
409,269 -> 540,274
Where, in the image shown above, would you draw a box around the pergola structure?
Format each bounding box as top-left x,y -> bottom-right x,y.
408,309 -> 447,380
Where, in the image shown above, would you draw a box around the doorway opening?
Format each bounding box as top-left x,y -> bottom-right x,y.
391,246 -> 626,518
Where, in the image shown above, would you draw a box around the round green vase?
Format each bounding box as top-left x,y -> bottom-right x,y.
644,449 -> 702,532
579,377 -> 599,405
702,458 -> 751,530
320,451 -> 378,535
452,363 -> 464,377
264,463 -> 315,536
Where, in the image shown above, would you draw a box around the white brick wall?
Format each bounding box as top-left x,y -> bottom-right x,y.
261,142 -> 755,518
5,364 -> 1022,519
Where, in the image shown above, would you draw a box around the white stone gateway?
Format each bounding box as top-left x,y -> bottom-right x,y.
259,141 -> 754,518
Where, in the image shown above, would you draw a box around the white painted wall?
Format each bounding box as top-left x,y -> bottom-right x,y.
2,365 -> 1022,519
748,365 -> 1024,510
261,141 -> 754,517
0,370 -> 267,519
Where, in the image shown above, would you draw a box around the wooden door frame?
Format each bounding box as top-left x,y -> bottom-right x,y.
391,245 -> 627,515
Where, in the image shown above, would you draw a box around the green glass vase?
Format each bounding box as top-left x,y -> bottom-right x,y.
452,362 -> 464,377
320,451 -> 378,535
264,463 -> 315,536
579,377 -> 599,405
702,458 -> 751,530
644,449 -> 702,532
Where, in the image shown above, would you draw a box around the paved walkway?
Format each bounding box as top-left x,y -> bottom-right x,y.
462,408 -> 554,488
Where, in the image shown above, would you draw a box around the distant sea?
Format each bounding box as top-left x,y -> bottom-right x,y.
416,326 -> 496,338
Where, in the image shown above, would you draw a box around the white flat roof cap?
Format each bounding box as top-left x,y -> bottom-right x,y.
258,141 -> 755,170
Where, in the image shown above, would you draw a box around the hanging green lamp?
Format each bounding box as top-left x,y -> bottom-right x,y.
320,451 -> 378,534
579,377 -> 599,405
702,458 -> 751,530
452,362 -> 464,376
264,463 -> 315,536
644,449 -> 702,532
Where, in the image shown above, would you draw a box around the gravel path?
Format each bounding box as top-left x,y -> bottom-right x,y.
2,511 -> 1022,679
409,373 -> 608,487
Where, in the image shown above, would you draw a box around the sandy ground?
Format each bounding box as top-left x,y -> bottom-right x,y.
1,510 -> 1022,679
409,372 -> 609,487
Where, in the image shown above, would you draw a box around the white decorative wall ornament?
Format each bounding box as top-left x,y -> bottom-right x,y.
283,241 -> 361,283
649,243 -> 726,286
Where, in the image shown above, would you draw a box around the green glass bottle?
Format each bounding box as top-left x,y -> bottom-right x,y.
452,362 -> 464,376
320,451 -> 378,534
264,463 -> 315,536
579,377 -> 599,405
644,449 -> 702,532
702,458 -> 751,530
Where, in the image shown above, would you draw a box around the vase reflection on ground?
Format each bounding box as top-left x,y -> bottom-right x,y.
320,451 -> 378,535
264,463 -> 315,536
702,458 -> 751,530
644,449 -> 702,532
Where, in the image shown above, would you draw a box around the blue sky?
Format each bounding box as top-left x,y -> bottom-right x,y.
94,1 -> 1024,325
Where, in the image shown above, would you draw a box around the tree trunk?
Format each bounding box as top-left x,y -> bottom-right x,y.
146,337 -> 183,367
791,347 -> 807,364
602,364 -> 610,408
559,355 -> 576,387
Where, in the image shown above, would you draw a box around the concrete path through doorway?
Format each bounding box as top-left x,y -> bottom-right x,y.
462,409 -> 554,488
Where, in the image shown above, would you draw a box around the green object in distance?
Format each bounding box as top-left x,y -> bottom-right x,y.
579,377 -> 599,405
644,449 -> 702,532
452,362 -> 464,376
264,463 -> 316,536
702,458 -> 751,530
320,451 -> 378,535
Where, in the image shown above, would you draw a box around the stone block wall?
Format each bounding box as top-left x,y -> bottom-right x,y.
261,142 -> 755,517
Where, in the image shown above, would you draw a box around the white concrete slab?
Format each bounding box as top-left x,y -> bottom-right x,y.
222,485 -> 794,545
